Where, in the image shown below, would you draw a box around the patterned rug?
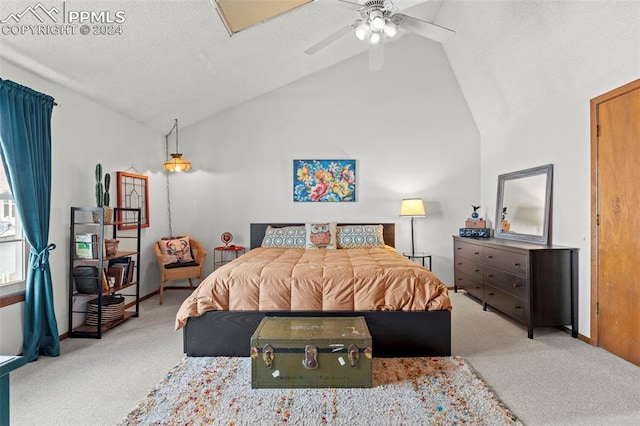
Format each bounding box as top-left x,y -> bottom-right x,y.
120,356 -> 522,425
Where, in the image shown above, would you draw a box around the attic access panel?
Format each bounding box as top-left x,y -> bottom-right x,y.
214,0 -> 313,34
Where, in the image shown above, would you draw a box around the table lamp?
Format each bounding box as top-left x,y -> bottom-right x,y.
400,198 -> 426,256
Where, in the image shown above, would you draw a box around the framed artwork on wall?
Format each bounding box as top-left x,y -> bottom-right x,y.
293,159 -> 356,202
116,171 -> 150,229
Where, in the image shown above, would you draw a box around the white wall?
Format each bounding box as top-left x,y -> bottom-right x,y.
479,63 -> 639,339
0,61 -> 169,355
171,35 -> 480,284
438,0 -> 640,338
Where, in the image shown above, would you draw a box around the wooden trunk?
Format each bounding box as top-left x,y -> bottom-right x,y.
250,316 -> 372,389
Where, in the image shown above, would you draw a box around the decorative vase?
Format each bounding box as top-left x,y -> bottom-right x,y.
104,239 -> 119,257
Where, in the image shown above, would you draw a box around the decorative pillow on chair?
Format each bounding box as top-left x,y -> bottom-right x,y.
336,224 -> 385,249
261,225 -> 306,248
158,237 -> 195,264
306,222 -> 337,249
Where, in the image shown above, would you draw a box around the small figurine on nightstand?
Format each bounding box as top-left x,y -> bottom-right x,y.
221,232 -> 233,247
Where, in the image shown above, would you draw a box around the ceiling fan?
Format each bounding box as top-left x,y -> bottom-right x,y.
305,0 -> 455,71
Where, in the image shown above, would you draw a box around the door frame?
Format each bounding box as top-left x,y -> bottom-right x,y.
589,78 -> 640,345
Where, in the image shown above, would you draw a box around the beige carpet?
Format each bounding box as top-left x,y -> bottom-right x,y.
120,356 -> 521,425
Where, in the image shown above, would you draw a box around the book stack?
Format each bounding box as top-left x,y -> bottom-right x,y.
107,257 -> 135,287
459,206 -> 491,238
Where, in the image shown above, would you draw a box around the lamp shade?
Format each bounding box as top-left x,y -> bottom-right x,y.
164,153 -> 192,172
400,198 -> 426,216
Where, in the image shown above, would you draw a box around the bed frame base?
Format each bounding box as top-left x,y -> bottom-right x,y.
183,310 -> 451,357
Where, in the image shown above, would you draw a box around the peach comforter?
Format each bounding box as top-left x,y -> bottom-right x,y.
175,246 -> 452,329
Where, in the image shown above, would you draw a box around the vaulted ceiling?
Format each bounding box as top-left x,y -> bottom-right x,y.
1,0 -> 638,135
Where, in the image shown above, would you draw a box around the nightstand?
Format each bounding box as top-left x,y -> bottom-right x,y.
213,245 -> 245,270
403,253 -> 432,271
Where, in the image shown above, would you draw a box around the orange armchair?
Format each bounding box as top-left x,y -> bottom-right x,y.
154,236 -> 207,304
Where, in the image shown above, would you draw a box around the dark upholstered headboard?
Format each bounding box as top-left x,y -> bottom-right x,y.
249,223 -> 395,249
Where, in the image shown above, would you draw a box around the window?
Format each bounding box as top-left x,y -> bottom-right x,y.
0,153 -> 26,294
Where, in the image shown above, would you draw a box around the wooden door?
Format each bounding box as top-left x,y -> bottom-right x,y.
591,78 -> 640,366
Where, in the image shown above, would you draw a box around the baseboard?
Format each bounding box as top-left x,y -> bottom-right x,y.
60,290 -> 161,341
578,333 -> 592,344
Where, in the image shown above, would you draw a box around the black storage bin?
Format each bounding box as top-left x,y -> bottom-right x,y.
72,266 -> 99,294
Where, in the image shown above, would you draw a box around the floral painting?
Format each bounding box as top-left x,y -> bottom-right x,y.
293,160 -> 356,202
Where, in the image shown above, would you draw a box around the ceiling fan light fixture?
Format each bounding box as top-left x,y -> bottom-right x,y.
368,31 -> 382,45
369,11 -> 386,31
355,21 -> 370,41
383,20 -> 397,38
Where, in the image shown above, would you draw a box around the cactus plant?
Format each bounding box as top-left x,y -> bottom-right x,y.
94,163 -> 111,207
104,172 -> 111,207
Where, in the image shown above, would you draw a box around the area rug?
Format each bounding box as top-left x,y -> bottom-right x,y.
120,356 -> 522,425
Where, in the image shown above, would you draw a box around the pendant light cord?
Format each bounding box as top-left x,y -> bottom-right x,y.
165,132 -> 173,238
174,118 -> 179,153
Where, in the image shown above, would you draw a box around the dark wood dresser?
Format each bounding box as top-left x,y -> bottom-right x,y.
453,236 -> 578,338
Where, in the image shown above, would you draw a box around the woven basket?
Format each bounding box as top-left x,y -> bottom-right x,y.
85,294 -> 125,326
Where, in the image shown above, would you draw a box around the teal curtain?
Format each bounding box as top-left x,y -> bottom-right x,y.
0,79 -> 59,361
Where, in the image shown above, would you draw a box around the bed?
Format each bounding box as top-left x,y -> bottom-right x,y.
178,223 -> 452,357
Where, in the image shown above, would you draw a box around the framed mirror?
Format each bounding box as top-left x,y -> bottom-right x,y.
495,164 -> 553,245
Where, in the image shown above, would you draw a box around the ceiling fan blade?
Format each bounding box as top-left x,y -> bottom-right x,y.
391,13 -> 455,43
327,0 -> 365,11
368,43 -> 384,72
305,23 -> 357,55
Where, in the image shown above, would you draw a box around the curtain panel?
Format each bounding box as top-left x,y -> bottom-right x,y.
0,79 -> 59,361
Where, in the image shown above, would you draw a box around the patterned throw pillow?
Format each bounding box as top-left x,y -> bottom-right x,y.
306,222 -> 337,249
158,237 -> 194,264
261,225 -> 306,248
336,224 -> 385,249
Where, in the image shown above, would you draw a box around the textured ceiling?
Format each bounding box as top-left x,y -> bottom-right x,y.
437,0 -> 640,135
1,1 -> 638,136
0,0 -> 432,132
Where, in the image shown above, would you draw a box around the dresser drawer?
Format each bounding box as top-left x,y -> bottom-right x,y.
454,270 -> 483,300
483,247 -> 527,276
484,285 -> 526,323
454,257 -> 482,279
483,266 -> 527,299
454,239 -> 483,261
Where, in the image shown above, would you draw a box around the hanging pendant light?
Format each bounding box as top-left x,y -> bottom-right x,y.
164,118 -> 192,172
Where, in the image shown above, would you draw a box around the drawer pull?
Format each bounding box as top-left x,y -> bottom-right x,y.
457,262 -> 462,265
487,255 -> 493,259
513,283 -> 520,288
474,269 -> 480,272
474,286 -> 481,290
514,305 -> 522,309
487,292 -> 494,296
456,247 -> 462,250
487,274 -> 493,278
473,252 -> 480,255
514,262 -> 520,266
